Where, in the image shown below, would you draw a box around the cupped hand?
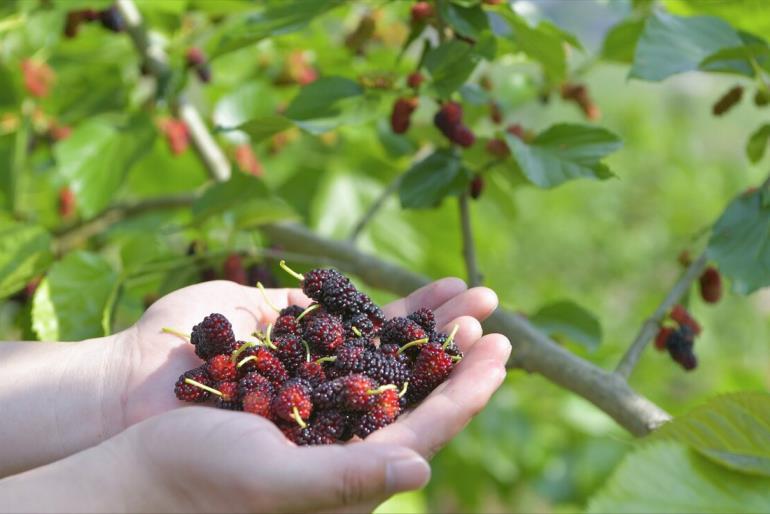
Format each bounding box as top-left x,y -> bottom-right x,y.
119,277 -> 511,458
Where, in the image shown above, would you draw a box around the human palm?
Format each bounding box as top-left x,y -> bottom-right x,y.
121,277 -> 510,458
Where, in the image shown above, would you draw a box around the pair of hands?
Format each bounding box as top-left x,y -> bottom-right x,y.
1,278 -> 511,513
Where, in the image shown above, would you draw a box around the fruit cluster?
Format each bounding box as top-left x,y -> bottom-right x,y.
654,304 -> 701,370
172,262 -> 462,445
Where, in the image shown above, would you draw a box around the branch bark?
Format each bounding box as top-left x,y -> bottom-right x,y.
116,0 -> 231,182
262,222 -> 671,436
615,253 -> 708,378
53,195 -> 196,255
116,0 -> 671,437
348,174 -> 403,242
458,192 -> 482,287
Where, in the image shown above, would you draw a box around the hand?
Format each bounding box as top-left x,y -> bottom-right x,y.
123,277 -> 510,449
0,407 -> 431,513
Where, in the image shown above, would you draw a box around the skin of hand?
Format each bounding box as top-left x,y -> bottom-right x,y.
0,407 -> 432,514
0,277 -> 511,512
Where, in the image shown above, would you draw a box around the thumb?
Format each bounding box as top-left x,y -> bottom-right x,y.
278,442 -> 430,512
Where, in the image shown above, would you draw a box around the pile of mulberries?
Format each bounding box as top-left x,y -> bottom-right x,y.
171,262 -> 462,445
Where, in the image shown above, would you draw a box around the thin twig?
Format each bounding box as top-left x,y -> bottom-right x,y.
262,221 -> 671,436
458,192 -> 482,287
115,0 -> 231,181
348,174 -> 403,242
614,253 -> 708,379
53,195 -> 196,254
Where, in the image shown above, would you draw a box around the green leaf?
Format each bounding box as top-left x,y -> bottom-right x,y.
530,300 -> 602,351
0,63 -> 19,109
630,12 -> 742,81
192,172 -> 295,226
500,11 -> 576,81
653,392 -> 770,477
707,188 -> 770,294
207,0 -> 345,58
225,115 -> 294,143
399,149 -> 469,209
55,113 -> 156,218
284,77 -> 364,121
193,172 -> 270,222
437,0 -> 489,39
31,251 -> 118,341
666,0 -> 770,39
588,441 -> 770,513
423,39 -> 485,98
504,123 -> 622,188
601,18 -> 645,63
747,124 -> 770,163
0,220 -> 52,298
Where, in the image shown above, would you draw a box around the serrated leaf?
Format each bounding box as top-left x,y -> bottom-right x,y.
0,220 -> 52,298
746,123 -> 770,163
193,172 -> 270,223
424,39 -> 485,97
601,18 -> 645,63
399,149 -> 469,209
665,0 -> 770,39
707,189 -> 770,294
530,300 -> 602,351
653,392 -> 770,477
225,115 -> 294,143
207,0 -> 345,58
31,251 -> 117,341
630,12 -> 742,81
437,0 -> 489,39
55,113 -> 156,218
504,123 -> 622,188
588,441 -> 770,513
500,11 -> 575,81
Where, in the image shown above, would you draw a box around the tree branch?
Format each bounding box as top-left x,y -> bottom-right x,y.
53,194 -> 196,254
348,174 -> 403,242
115,0 -> 231,182
262,221 -> 671,436
115,0 -> 671,437
458,192 -> 482,287
615,253 -> 708,378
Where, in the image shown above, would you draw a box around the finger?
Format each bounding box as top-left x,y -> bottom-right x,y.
383,278 -> 467,318
433,287 -> 498,327
276,443 -> 430,512
441,316 -> 482,354
367,333 -> 511,458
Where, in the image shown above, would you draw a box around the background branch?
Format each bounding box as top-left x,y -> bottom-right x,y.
615,253 -> 708,378
53,194 -> 196,254
116,0 -> 231,181
113,0 -> 671,437
262,222 -> 672,436
348,174 -> 403,242
458,192 -> 482,287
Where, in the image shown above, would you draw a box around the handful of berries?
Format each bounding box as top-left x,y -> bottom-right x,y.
172,261 -> 462,445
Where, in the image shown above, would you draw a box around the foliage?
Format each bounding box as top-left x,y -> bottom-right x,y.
2,0 -> 770,512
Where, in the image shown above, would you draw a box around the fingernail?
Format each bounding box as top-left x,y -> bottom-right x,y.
385,454 -> 431,494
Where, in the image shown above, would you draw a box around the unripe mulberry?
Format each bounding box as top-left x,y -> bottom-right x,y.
411,2 -> 434,23
222,253 -> 247,285
669,304 -> 702,336
407,72 -> 424,89
469,174 -> 485,199
390,97 -> 418,134
485,138 -> 509,158
489,102 -> 502,124
699,266 -> 722,304
712,85 -> 743,116
654,326 -> 673,351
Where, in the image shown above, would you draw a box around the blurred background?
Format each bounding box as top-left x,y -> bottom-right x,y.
1,0 -> 769,512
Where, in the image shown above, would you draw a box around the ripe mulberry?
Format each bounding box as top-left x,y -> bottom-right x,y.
190,313 -> 236,360
174,366 -> 212,403
699,266 -> 722,304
